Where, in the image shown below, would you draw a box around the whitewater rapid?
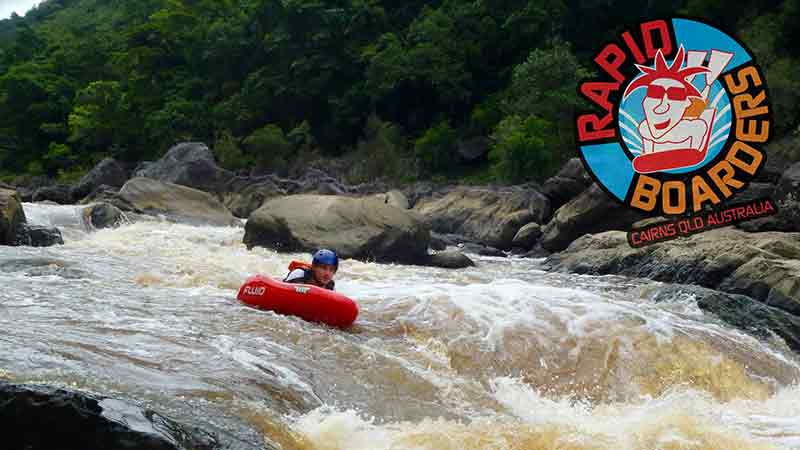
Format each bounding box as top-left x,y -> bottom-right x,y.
1,203 -> 799,449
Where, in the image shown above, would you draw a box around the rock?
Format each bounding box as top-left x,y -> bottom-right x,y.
32,184 -> 73,204
540,183 -> 646,252
83,202 -> 125,229
244,195 -> 430,263
134,142 -> 233,193
776,161 -> 800,200
119,177 -> 237,226
403,182 -> 437,208
456,136 -> 490,162
0,188 -> 26,245
544,228 -> 800,317
512,222 -> 542,250
540,158 -> 593,211
222,180 -> 284,219
429,234 -> 447,251
373,190 -> 410,210
720,257 -> 800,315
0,382 -> 218,450
649,285 -> 800,353
14,224 -> 63,247
522,244 -> 551,258
414,186 -> 550,250
70,158 -> 129,201
426,250 -> 476,268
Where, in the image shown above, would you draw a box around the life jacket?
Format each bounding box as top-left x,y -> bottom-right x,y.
284,260 -> 335,291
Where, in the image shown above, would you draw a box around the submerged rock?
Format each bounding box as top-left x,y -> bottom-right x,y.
426,249 -> 476,268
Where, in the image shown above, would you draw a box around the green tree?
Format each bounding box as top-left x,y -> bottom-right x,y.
489,115 -> 556,184
415,120 -> 457,174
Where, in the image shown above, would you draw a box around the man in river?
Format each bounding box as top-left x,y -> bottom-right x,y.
283,249 -> 338,291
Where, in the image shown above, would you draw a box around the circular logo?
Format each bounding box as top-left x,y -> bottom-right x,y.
575,18 -> 772,217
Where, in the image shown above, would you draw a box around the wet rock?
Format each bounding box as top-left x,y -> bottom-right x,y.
426,250 -> 475,268
403,181 -> 437,208
244,194 -> 430,264
540,183 -> 646,252
540,158 -> 593,211
544,228 -> 800,317
135,142 -> 233,193
71,158 -> 129,201
14,224 -> 64,247
650,285 -> 800,352
0,382 -> 219,450
120,178 -> 236,226
512,222 -> 542,250
83,202 -> 125,229
32,184 -> 73,204
0,188 -> 26,245
414,186 -> 550,250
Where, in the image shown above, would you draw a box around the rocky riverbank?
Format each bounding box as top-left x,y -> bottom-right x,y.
3,140 -> 800,348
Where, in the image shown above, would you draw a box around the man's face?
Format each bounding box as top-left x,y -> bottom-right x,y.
642,78 -> 692,139
311,264 -> 336,285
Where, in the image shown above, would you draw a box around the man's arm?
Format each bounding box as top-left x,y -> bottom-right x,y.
284,268 -> 307,283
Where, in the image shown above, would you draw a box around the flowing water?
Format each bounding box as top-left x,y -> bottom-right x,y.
2,203 -> 800,449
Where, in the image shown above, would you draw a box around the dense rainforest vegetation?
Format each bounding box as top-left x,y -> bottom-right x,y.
0,0 -> 798,186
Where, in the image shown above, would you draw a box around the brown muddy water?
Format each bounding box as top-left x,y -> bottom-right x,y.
1,203 -> 799,449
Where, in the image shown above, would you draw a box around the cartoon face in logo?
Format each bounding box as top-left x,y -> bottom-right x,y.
622,45 -> 731,172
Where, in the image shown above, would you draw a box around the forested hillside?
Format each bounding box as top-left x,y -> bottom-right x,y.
1,0 -> 798,185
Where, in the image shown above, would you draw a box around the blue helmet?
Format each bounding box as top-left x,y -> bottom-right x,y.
312,249 -> 339,270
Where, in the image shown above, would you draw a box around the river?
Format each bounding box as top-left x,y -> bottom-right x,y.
2,203 -> 799,449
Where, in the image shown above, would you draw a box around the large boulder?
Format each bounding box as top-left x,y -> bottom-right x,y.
413,186 -> 550,250
540,158 -> 593,211
0,382 -> 218,450
372,190 -> 410,210
244,195 -> 430,263
119,177 -> 236,226
134,142 -> 233,193
79,184 -> 140,212
0,188 -> 26,245
222,180 -> 285,219
32,184 -> 73,204
70,158 -> 129,201
544,228 -> 800,317
540,183 -> 645,252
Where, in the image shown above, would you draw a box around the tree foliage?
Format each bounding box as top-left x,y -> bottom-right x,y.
0,0 -> 798,184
